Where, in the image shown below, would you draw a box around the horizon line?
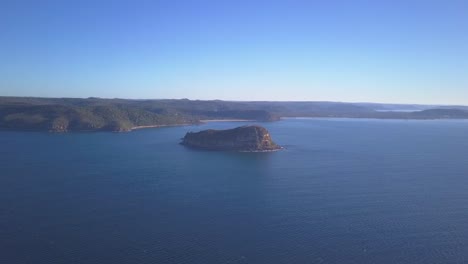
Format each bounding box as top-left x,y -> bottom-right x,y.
2,95 -> 468,107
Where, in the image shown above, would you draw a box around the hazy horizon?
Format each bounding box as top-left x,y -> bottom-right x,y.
1,1 -> 467,105
3,95 -> 468,108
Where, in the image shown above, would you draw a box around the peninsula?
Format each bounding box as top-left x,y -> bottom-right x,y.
2,97 -> 468,132
181,125 -> 281,152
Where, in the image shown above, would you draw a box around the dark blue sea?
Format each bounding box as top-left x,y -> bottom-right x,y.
2,118 -> 468,264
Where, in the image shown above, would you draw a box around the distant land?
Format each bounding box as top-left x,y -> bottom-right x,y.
1,96 -> 468,132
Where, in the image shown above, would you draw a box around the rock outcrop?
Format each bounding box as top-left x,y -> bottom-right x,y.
181,125 -> 281,151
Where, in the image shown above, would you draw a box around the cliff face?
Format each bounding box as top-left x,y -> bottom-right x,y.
181,125 -> 281,151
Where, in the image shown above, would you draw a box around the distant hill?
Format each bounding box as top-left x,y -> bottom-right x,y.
0,103 -> 193,132
1,97 -> 468,132
0,97 -> 278,132
409,108 -> 468,119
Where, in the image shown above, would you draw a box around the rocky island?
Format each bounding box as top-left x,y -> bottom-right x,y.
181,125 -> 282,152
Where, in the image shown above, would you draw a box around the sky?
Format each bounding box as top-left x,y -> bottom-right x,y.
1,0 -> 467,104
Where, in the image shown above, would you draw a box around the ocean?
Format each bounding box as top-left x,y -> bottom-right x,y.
2,118 -> 468,264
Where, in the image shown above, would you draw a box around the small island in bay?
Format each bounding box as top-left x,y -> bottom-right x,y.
181,125 -> 282,152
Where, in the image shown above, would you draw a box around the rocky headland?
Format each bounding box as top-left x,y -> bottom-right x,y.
3,97 -> 468,133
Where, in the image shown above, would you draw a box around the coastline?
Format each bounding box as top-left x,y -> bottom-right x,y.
200,119 -> 254,122
238,147 -> 284,153
132,119 -> 255,130
5,117 -> 468,133
130,123 -> 193,131
280,117 -> 468,121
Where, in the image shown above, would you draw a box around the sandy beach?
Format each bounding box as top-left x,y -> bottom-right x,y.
200,119 -> 254,122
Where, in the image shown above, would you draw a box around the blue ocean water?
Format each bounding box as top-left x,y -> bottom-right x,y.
2,118 -> 468,264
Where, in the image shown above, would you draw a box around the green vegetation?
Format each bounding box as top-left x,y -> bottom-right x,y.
181,125 -> 281,151
1,97 -> 468,132
0,97 -> 277,132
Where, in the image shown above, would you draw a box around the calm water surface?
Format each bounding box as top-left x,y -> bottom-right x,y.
2,119 -> 468,264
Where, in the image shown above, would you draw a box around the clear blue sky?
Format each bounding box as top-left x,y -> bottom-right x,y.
1,0 -> 467,104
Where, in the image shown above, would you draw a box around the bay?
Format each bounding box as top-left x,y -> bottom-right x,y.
2,118 -> 468,264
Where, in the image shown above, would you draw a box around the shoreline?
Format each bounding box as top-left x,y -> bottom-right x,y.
4,117 -> 468,133
130,123 -> 193,131
200,119 -> 254,122
280,117 -> 468,121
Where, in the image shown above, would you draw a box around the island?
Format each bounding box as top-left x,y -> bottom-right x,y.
181,125 -> 282,152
